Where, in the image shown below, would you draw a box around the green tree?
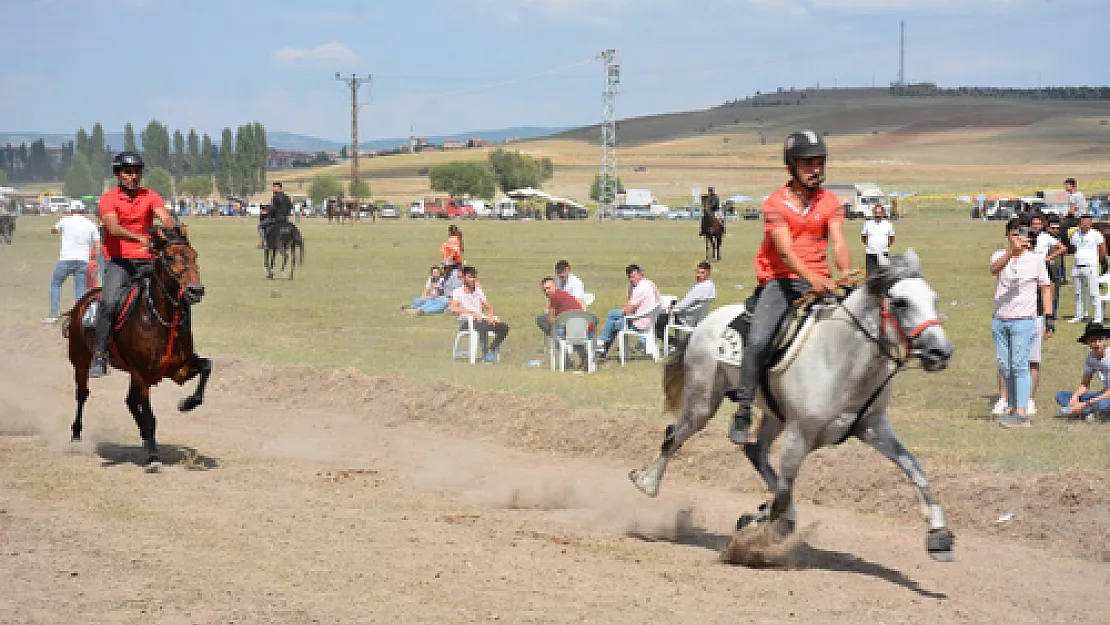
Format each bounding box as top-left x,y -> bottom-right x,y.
252,121 -> 268,193
28,139 -> 51,180
429,161 -> 496,199
141,120 -> 170,171
123,123 -> 137,152
200,133 -> 216,175
589,174 -> 625,202
307,175 -> 343,205
89,123 -> 107,180
487,148 -> 554,193
339,145 -> 348,159
144,166 -> 173,199
63,153 -> 97,198
215,127 -> 234,196
75,127 -> 89,161
348,178 -> 371,199
178,175 -> 213,198
186,129 -> 200,177
172,129 -> 186,179
0,168 -> 7,185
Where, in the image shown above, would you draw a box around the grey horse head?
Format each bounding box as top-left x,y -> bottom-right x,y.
866,248 -> 923,297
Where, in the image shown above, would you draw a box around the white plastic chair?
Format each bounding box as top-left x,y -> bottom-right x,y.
452,315 -> 479,364
1097,273 -> 1110,311
664,298 -> 714,355
551,311 -> 599,373
617,302 -> 664,365
580,293 -> 595,308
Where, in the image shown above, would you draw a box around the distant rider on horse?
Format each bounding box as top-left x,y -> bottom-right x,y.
259,181 -> 293,248
699,186 -> 722,237
727,130 -> 853,444
90,151 -> 175,378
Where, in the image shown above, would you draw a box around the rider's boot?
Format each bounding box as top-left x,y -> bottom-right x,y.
89,306 -> 111,378
729,404 -> 753,445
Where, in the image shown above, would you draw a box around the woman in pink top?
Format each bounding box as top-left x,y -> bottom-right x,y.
990,218 -> 1055,428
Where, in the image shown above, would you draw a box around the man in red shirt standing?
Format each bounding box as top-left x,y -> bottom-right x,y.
728,130 -> 852,444
89,151 -> 175,377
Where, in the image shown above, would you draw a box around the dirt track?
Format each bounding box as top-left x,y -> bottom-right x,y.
1,321 -> 1107,625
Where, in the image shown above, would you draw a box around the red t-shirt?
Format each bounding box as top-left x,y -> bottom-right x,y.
547,290 -> 594,332
754,184 -> 844,284
98,186 -> 164,260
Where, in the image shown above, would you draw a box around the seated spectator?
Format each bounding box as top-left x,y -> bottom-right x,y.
1055,321 -> 1110,423
656,261 -> 716,338
555,259 -> 586,301
596,264 -> 660,357
404,265 -> 448,315
537,276 -> 586,336
449,266 -> 510,364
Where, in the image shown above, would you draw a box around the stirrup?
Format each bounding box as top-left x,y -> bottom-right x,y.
89,353 -> 109,378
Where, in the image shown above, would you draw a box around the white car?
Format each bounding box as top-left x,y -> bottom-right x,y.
379,204 -> 400,218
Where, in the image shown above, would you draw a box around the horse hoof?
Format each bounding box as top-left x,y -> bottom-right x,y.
736,513 -> 758,531
927,528 -> 956,562
178,396 -> 201,412
266,275 -> 274,280
628,469 -> 660,498
144,458 -> 162,473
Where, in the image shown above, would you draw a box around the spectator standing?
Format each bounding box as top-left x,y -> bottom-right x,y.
1055,321 -> 1110,423
860,204 -> 895,276
655,261 -> 716,338
1069,213 -> 1105,324
990,218 -> 1055,428
1045,217 -> 1067,320
440,224 -> 464,266
596,264 -> 661,357
42,207 -> 101,324
449,266 -> 509,363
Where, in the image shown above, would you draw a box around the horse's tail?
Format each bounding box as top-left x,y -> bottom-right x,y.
662,335 -> 689,415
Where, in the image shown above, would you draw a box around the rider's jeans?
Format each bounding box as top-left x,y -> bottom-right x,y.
992,316 -> 1035,413
48,260 -> 88,318
735,277 -> 811,404
93,258 -> 151,355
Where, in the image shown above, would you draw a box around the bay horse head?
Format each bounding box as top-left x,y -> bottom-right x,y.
866,249 -> 953,371
151,226 -> 205,305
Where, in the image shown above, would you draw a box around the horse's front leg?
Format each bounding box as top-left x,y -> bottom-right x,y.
629,365 -> 727,497
761,423 -> 806,536
857,414 -> 955,562
178,356 -> 212,412
126,374 -> 161,471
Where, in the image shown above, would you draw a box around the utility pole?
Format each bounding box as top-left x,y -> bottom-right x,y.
335,72 -> 372,221
897,20 -> 905,87
598,49 -> 619,220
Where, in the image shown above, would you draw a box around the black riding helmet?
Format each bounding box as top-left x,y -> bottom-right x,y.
111,151 -> 144,173
783,130 -> 827,190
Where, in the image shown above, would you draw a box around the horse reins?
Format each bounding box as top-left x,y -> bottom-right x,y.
146,243 -> 193,378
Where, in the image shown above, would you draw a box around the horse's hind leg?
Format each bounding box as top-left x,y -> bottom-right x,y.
178,356 -> 212,412
857,414 -> 955,562
126,375 -> 160,471
71,364 -> 90,442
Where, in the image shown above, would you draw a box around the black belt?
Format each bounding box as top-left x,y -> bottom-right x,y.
1076,265 -> 1091,268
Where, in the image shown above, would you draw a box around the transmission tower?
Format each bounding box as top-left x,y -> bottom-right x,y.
598,49 -> 619,218
335,72 -> 372,220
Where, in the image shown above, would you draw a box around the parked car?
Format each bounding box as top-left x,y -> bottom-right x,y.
668,208 -> 691,220
379,203 -> 400,218
407,201 -> 425,218
742,207 -> 761,220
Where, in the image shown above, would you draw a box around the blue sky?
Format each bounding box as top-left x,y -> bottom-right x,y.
3,0 -> 1106,143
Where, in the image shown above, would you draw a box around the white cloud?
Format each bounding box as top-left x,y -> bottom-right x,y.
271,42 -> 362,67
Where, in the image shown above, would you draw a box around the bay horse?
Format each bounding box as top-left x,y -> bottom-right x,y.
62,225 -> 212,471
628,250 -> 957,562
700,210 -> 724,262
263,220 -> 305,280
327,200 -> 352,224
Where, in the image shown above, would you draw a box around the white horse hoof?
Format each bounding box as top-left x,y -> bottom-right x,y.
628,469 -> 660,497
927,528 -> 956,562
144,460 -> 162,474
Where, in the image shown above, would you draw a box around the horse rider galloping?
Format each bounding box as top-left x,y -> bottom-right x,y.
727,130 -> 853,444
90,151 -> 176,378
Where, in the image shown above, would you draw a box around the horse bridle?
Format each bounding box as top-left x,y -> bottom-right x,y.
147,241 -> 196,327
838,273 -> 942,366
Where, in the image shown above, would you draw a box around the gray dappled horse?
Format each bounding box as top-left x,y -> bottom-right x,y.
629,249 -> 957,562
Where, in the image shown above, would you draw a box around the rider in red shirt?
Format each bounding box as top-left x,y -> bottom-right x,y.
728,130 -> 852,444
89,151 -> 175,377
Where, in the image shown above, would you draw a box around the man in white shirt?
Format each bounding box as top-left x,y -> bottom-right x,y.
860,204 -> 895,276
597,264 -> 661,357
43,207 -> 101,324
555,259 -> 586,300
1069,213 -> 1106,323
1066,178 -> 1086,220
656,261 -> 716,338
449,265 -> 510,363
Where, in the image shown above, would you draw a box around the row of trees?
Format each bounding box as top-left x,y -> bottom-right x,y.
7,120 -> 269,201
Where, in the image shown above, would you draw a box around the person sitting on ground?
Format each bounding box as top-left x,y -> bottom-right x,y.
404,265 -> 449,315
441,224 -> 464,266
596,264 -> 661,358
655,261 -> 716,339
1055,321 -> 1110,424
449,265 -> 509,364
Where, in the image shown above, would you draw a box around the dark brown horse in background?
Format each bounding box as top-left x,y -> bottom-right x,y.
63,226 -> 212,471
699,194 -> 725,262
327,199 -> 353,224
